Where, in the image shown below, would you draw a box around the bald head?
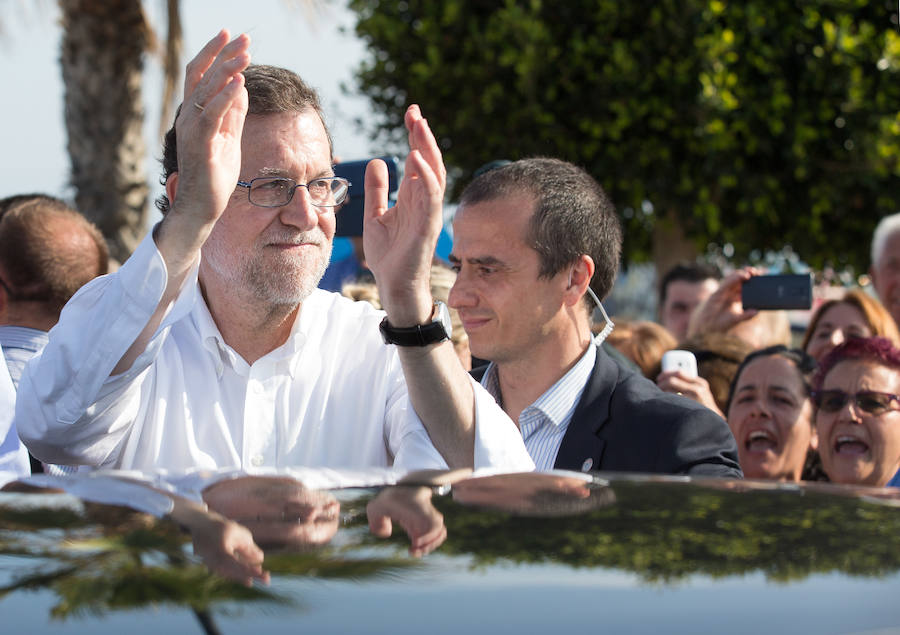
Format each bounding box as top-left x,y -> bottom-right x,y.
0,195 -> 109,329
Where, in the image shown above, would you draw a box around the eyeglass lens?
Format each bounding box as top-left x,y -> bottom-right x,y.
249,177 -> 348,207
816,390 -> 899,414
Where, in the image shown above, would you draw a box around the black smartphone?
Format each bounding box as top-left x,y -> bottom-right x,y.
332,156 -> 400,237
741,273 -> 813,310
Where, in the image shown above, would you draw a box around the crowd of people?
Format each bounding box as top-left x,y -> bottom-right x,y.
611,243 -> 900,488
1,29 -> 900,578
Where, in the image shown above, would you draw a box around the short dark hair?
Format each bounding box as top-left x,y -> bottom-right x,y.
725,345 -> 817,415
458,157 -> 622,302
659,262 -> 722,307
155,64 -> 334,214
813,336 -> 900,393
0,195 -> 109,317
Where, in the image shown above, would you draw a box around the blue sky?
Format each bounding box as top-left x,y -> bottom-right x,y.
1,0 -> 377,227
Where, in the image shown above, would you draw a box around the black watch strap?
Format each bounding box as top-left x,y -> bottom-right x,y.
380,301 -> 452,347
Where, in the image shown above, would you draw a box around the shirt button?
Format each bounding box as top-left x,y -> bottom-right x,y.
250,454 -> 264,467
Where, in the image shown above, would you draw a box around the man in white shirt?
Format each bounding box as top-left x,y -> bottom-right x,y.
16,31 -> 531,474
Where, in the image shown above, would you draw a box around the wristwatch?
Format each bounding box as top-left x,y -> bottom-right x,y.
379,301 -> 452,346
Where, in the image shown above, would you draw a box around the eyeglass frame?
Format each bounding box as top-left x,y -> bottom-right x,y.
812,389 -> 900,415
235,176 -> 351,209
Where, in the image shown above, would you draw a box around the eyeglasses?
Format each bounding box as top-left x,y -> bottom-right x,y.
812,390 -> 900,415
236,176 -> 351,208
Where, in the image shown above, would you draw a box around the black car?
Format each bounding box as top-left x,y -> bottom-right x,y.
1,471 -> 899,634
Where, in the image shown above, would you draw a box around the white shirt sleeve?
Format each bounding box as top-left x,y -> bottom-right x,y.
389,372 -> 534,473
470,377 -> 535,471
15,228 -> 197,466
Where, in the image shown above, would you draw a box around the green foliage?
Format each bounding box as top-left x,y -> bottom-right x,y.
430,480 -> 900,583
348,0 -> 900,270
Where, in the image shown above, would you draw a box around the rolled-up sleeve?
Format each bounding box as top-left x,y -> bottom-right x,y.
15,229 -> 196,465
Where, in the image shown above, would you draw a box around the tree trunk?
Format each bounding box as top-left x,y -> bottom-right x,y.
652,207 -> 699,279
59,0 -> 149,264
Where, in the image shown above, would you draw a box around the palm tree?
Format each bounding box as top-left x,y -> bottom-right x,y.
58,0 -> 182,263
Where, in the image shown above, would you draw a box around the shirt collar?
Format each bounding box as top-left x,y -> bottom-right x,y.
528,344 -> 596,427
481,344 -> 597,427
190,286 -> 309,379
0,325 -> 49,353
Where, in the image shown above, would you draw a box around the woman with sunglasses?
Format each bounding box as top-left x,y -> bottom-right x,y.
813,337 -> 900,487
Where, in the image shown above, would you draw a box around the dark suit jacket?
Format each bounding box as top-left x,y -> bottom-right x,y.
472,345 -> 743,478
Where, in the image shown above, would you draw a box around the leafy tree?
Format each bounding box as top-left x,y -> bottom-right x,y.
348,0 -> 900,273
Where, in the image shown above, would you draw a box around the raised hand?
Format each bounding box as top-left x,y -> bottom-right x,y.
686,267 -> 762,339
363,105 -> 447,325
159,30 -> 251,265
656,370 -> 725,417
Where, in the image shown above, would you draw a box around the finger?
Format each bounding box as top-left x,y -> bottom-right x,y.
408,111 -> 446,189
411,525 -> 447,557
406,149 -> 443,201
363,159 -> 390,224
191,35 -> 251,111
233,536 -> 265,567
199,72 -> 247,128
184,29 -> 230,98
405,104 -> 423,152
366,503 -> 394,538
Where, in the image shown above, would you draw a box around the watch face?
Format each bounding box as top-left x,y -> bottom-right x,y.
435,301 -> 453,338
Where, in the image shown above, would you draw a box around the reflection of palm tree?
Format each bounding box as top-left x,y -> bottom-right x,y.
0,522 -> 282,618
0,502 -> 417,622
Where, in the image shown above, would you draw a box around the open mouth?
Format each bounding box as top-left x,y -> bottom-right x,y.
744,430 -> 777,453
834,435 -> 869,455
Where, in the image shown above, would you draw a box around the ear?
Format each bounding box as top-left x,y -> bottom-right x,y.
809,427 -> 818,452
563,254 -> 595,308
165,172 -> 179,210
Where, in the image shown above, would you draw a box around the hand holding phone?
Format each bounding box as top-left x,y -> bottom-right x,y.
740,273 -> 813,311
661,350 -> 698,378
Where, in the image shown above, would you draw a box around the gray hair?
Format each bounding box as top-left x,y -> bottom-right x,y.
871,212 -> 900,266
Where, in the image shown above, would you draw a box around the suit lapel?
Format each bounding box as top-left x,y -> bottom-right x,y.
554,346 -> 617,472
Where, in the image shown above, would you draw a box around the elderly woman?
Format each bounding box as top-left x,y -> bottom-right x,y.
813,337 -> 900,487
802,289 -> 899,363
726,346 -> 818,481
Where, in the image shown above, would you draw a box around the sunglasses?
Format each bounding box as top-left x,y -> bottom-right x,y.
813,390 -> 900,415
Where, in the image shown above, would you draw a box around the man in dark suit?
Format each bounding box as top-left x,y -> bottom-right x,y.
448,158 -> 741,477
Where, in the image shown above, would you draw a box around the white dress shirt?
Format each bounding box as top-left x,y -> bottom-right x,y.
0,344 -> 30,476
16,229 -> 533,474
481,345 -> 596,471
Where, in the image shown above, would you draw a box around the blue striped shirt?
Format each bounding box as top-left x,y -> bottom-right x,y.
481,345 -> 596,471
0,326 -> 49,389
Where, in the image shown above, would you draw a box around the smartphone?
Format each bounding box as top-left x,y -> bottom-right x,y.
332,156 -> 400,237
661,350 -> 698,378
741,273 -> 813,310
